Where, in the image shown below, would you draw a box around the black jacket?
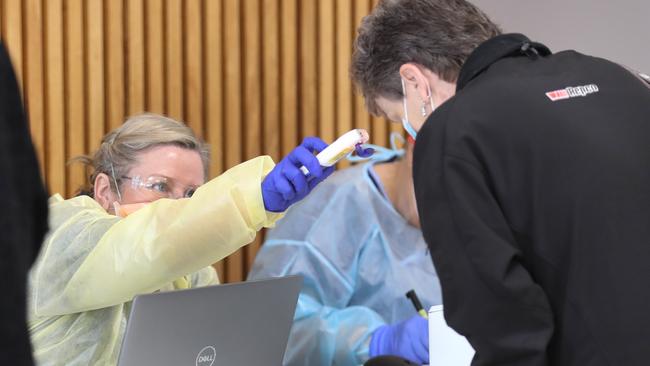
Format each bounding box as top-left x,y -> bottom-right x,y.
0,43 -> 49,365
413,34 -> 650,365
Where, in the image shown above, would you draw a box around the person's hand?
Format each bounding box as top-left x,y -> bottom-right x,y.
369,315 -> 429,364
262,137 -> 334,212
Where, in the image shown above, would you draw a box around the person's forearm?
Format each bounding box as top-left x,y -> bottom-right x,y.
286,299 -> 385,366
38,156 -> 279,315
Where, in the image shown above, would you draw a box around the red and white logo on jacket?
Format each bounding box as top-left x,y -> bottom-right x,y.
545,84 -> 599,101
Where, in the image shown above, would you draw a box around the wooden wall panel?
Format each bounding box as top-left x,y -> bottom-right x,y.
354,0 -> 372,138
262,0 -> 280,160
336,0 -> 353,137
336,0 -> 353,170
244,0 -> 263,276
45,0 -> 66,196
317,0 -> 335,143
280,0 -> 298,156
165,0 -> 183,121
184,0 -> 203,135
126,0 -> 145,115
24,0 -> 45,173
64,0 -> 86,196
369,0 -> 391,146
0,0 -> 393,283
85,0 -> 105,152
299,0 -> 317,138
204,0 -> 225,280
4,0 -> 23,88
223,0 -> 243,283
146,0 -> 164,114
105,0 -> 125,131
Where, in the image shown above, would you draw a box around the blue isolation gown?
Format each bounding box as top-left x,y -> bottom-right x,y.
248,158 -> 442,366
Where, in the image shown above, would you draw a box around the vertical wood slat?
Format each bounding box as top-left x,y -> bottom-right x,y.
245,0 -> 262,160
165,0 -> 184,121
45,0 -> 66,196
318,0 -> 335,143
262,0 -> 280,160
353,0 -> 372,138
204,0 -> 224,177
127,0 -> 145,115
184,0 -> 203,135
146,0 -> 164,114
105,0 -> 124,131
85,0 -> 105,152
65,0 -> 86,196
204,0 -> 225,280
24,0 -> 45,176
299,0 -> 317,137
223,0 -> 243,283
371,0 -> 388,146
368,0 -> 388,146
280,0 -> 298,156
336,0 -> 353,136
336,0 -> 353,170
244,0 -> 263,274
4,0 -> 23,89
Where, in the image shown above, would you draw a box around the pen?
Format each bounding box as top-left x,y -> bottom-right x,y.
406,289 -> 428,319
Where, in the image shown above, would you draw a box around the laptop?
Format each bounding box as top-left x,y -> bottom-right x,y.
117,275 -> 302,366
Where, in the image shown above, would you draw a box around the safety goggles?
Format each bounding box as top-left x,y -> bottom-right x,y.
120,175 -> 199,200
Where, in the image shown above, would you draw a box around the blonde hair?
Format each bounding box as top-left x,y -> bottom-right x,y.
73,113 -> 210,197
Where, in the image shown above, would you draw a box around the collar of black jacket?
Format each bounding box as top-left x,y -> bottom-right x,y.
456,33 -> 552,91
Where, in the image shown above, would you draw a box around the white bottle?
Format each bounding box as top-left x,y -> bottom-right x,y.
300,129 -> 370,175
428,305 -> 475,366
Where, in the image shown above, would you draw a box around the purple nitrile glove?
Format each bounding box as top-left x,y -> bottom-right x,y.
262,137 -> 334,212
355,143 -> 375,158
369,315 -> 429,364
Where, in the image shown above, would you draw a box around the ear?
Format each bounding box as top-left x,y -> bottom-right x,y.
399,63 -> 431,101
94,173 -> 118,211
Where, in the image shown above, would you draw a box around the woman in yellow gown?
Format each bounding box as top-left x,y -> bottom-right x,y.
27,114 -> 332,365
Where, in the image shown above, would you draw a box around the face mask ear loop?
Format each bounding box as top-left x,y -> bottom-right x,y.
427,83 -> 435,111
401,78 -> 410,124
389,132 -> 407,153
401,78 -> 419,140
110,163 -> 123,203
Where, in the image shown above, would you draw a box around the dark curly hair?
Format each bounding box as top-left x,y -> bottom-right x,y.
350,0 -> 501,115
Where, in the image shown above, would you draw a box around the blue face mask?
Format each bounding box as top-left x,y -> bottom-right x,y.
401,116 -> 419,141
401,78 -> 435,140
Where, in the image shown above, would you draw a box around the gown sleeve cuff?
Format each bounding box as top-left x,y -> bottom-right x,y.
221,155 -> 284,230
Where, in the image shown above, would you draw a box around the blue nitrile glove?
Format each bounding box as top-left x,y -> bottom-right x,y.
262,137 -> 334,212
369,315 -> 429,365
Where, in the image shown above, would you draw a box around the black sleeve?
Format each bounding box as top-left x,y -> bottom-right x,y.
415,147 -> 554,365
0,42 -> 48,366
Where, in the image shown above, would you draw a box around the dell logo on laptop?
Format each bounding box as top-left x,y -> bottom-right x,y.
196,346 -> 216,366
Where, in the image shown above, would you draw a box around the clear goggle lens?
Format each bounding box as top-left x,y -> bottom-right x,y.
122,175 -> 198,199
